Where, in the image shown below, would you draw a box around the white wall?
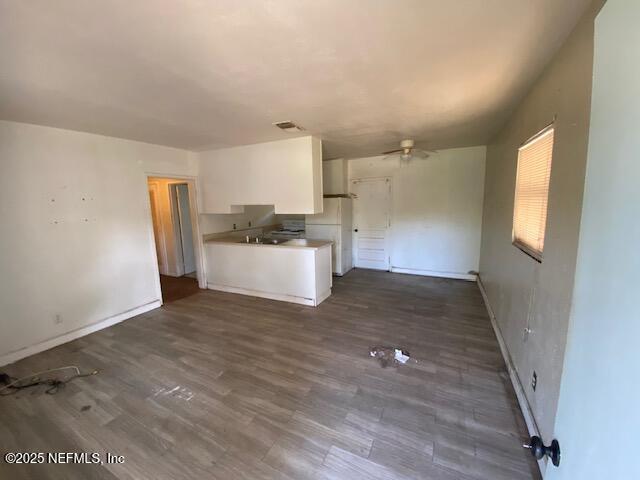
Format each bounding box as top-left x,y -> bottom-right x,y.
197,136 -> 323,214
199,205 -> 277,236
548,1 -> 640,478
478,0 -> 603,446
0,120 -> 193,364
348,146 -> 486,279
142,150 -> 198,179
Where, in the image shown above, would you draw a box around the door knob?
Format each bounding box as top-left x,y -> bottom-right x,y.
523,436 -> 561,467
354,229 -> 358,232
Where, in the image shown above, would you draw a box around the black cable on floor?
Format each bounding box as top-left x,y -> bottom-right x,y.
0,366 -> 99,396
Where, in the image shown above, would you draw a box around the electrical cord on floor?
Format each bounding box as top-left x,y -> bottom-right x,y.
0,365 -> 99,396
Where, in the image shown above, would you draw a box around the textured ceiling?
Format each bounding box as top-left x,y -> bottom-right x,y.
0,0 -> 591,158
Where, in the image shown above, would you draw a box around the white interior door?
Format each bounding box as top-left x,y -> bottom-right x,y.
174,183 -> 196,275
351,177 -> 391,270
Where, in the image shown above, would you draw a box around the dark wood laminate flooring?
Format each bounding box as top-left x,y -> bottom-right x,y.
160,274 -> 200,303
0,269 -> 540,480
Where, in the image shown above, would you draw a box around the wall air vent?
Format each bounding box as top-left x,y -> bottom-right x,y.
273,121 -> 305,133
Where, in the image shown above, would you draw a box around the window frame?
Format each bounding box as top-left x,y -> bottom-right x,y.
511,123 -> 555,263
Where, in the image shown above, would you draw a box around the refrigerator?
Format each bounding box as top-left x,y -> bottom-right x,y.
305,197 -> 353,276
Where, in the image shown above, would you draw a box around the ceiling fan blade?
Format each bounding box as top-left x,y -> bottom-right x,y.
412,150 -> 430,159
382,148 -> 403,155
414,140 -> 438,155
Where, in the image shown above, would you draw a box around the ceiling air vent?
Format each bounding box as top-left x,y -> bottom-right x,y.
273,121 -> 305,133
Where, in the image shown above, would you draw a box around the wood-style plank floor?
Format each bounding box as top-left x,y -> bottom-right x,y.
0,269 -> 540,480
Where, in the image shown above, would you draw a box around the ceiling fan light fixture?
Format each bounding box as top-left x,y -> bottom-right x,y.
382,138 -> 434,164
399,139 -> 415,149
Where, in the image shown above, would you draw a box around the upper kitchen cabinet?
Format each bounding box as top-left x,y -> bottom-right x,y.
198,136 -> 323,214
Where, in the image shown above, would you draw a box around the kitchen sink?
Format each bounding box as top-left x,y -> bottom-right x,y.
236,237 -> 282,245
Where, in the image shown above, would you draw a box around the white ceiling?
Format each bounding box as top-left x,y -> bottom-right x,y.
0,0 -> 591,158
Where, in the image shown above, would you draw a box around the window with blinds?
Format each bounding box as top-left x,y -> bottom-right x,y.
512,126 -> 554,261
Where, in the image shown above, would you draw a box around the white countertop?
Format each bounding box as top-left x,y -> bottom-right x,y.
204,237 -> 332,250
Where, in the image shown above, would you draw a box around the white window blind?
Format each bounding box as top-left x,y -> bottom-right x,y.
512,126 -> 554,261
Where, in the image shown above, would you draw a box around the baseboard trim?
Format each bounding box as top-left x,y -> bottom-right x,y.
0,300 -> 162,367
476,275 -> 546,476
333,266 -> 354,277
391,266 -> 476,281
207,283 -> 324,307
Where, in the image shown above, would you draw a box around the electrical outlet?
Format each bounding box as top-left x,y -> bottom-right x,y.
532,371 -> 538,391
54,314 -> 63,325
233,223 -> 236,230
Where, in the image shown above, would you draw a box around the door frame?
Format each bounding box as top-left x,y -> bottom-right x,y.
350,176 -> 392,271
145,174 -> 207,297
147,181 -> 169,275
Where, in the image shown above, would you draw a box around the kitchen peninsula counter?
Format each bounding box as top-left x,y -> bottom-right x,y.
203,238 -> 332,306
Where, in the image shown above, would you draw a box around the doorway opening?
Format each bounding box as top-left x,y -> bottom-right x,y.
147,177 -> 203,303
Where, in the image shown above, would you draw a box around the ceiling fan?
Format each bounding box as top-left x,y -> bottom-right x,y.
382,139 -> 436,163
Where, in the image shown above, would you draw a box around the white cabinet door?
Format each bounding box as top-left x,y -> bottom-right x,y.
351,178 -> 391,270
199,136 -> 323,214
